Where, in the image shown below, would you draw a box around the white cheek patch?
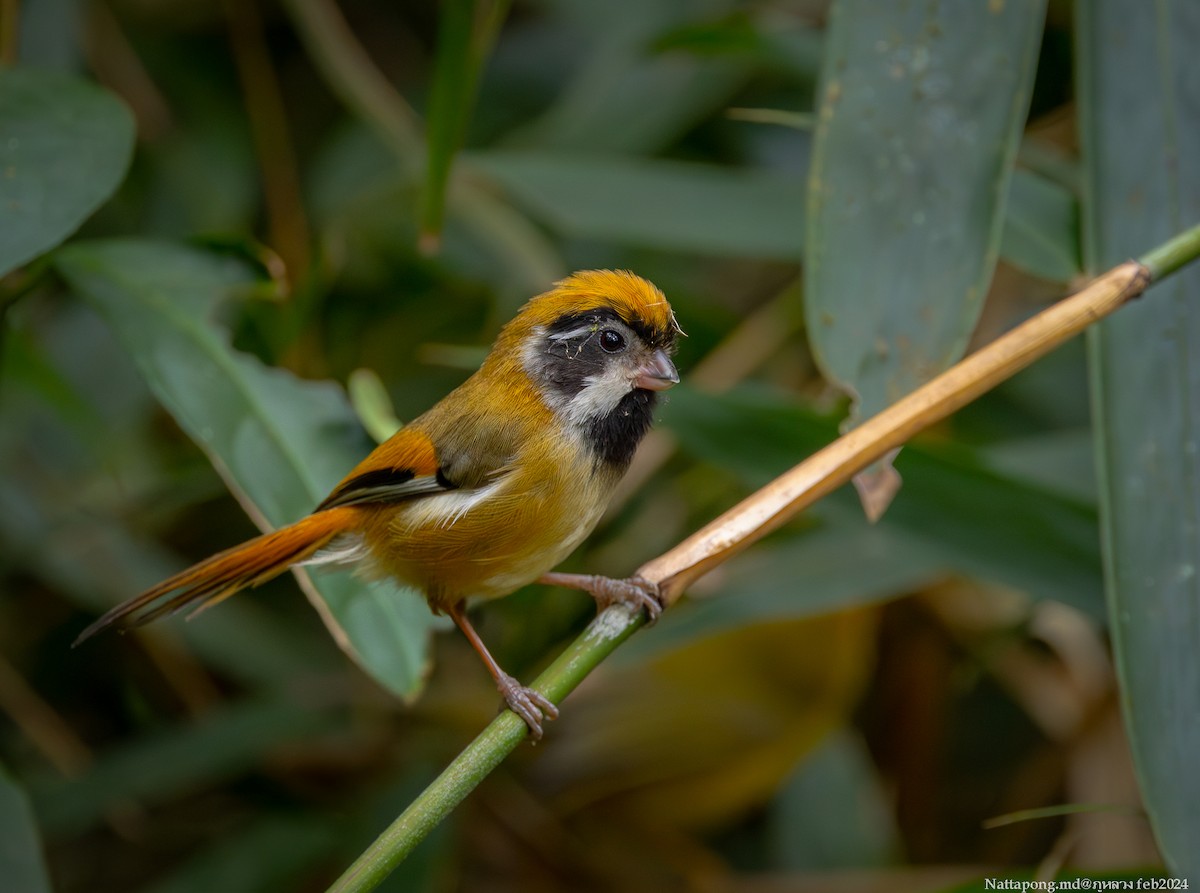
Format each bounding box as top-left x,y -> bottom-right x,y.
564,362 -> 632,425
521,331 -> 569,416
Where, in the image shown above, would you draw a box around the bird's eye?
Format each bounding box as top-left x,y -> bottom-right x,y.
599,329 -> 626,353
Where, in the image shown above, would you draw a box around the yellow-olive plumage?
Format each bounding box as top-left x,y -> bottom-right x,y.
76,270 -> 681,737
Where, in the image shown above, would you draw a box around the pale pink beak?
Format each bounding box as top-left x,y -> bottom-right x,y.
634,349 -> 679,391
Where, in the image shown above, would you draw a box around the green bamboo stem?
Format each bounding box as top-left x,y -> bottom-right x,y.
1140,221 -> 1200,281
326,605 -> 646,892
325,220 -> 1200,893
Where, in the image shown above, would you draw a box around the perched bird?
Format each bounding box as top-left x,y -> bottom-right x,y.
75,270 -> 681,737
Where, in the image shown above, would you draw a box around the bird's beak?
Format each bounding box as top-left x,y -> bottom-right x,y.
634,349 -> 679,391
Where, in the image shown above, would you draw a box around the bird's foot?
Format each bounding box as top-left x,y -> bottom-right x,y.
540,572 -> 664,624
496,672 -> 558,740
589,575 -> 664,623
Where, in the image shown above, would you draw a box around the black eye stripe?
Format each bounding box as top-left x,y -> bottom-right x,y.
545,308 -> 670,349
545,309 -> 619,340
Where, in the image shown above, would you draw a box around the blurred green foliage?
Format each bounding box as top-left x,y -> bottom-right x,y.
0,1 -> 1194,891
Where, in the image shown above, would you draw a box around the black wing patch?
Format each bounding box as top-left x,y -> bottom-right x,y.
316,467 -> 455,511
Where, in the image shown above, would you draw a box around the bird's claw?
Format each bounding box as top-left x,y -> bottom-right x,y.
539,571 -> 666,624
590,575 -> 664,625
496,673 -> 558,740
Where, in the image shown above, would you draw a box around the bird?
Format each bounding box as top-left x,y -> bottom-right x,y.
74,270 -> 681,738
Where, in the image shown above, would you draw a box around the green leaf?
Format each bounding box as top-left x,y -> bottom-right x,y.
651,9 -> 825,80
890,436 -> 1100,619
468,150 -> 806,260
0,68 -> 134,278
348,368 -> 403,443
503,0 -> 748,154
1018,136 -> 1083,195
805,0 -> 1046,421
55,240 -> 434,698
665,386 -> 1103,618
0,767 -> 51,893
725,107 -> 814,130
980,429 -> 1096,503
420,0 -> 510,248
29,698 -> 338,837
1001,168 -> 1081,282
1079,1 -> 1200,877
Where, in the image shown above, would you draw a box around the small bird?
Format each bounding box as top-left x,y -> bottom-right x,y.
75,270 -> 681,738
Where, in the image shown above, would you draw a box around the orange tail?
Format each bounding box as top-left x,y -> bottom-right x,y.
73,507 -> 361,645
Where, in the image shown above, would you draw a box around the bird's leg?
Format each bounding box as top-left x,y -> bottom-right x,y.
447,600 -> 558,740
538,572 -> 664,624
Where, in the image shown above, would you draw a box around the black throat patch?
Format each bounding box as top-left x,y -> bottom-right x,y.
587,388 -> 657,470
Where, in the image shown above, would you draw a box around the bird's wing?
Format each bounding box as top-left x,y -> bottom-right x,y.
314,422 -> 506,511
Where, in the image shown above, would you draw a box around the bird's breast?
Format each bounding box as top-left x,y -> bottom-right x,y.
359,431 -> 614,610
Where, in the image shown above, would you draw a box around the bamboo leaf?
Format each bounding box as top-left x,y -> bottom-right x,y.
1079,1 -> 1200,876
469,151 -> 806,260
0,68 -> 134,277
804,0 -> 1047,449
1002,167 -> 1081,282
503,0 -> 748,154
468,151 -> 1075,272
55,240 -> 435,699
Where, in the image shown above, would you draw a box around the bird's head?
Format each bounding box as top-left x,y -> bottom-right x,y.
498,270 -> 681,468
